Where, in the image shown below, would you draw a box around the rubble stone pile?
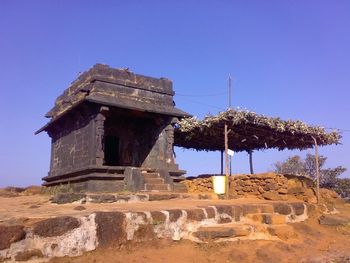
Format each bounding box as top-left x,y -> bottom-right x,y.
181,173 -> 317,202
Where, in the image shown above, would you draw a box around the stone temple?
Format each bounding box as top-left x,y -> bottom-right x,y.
36,64 -> 190,192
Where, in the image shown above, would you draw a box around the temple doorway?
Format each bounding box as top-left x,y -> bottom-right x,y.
104,135 -> 120,166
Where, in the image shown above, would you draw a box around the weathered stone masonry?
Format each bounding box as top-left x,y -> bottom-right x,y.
182,173 -> 316,203
0,202 -> 316,261
36,64 -> 190,192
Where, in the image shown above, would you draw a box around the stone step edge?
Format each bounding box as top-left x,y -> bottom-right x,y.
144,183 -> 170,190
51,192 -> 215,204
0,203 -> 315,261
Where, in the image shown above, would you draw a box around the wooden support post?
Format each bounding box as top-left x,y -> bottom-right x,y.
312,137 -> 320,204
225,124 -> 229,199
249,150 -> 254,174
220,150 -> 223,175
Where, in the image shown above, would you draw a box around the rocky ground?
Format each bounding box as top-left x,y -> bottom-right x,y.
0,186 -> 350,263
49,207 -> 350,263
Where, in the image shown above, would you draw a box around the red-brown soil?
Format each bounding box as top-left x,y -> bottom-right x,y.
1,188 -> 350,263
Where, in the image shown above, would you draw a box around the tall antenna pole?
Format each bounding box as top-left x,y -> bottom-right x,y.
225,124 -> 229,199
228,74 -> 232,108
225,74 -> 232,199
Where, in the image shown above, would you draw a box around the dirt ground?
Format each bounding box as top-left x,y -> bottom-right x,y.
1,189 -> 350,263
0,192 -> 290,225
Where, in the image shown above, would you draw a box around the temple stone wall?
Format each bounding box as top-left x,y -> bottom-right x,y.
48,111 -> 96,178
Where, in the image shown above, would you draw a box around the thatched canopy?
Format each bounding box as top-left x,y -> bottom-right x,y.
174,109 -> 341,152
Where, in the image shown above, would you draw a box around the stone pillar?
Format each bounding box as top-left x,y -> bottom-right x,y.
165,117 -> 178,165
95,106 -> 109,166
165,124 -> 175,165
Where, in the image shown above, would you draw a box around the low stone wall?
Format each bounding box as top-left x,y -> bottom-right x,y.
181,176 -> 214,193
181,173 -> 316,203
0,202 -> 314,261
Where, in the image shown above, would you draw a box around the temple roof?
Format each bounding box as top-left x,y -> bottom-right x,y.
174,109 -> 341,152
36,64 -> 190,134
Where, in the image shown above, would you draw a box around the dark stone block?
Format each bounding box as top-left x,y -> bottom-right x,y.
273,203 -> 292,215
167,209 -> 183,222
216,205 -> 234,216
232,205 -> 242,221
14,249 -> 43,261
205,207 -> 216,219
0,225 -> 26,250
51,193 -> 86,204
291,203 -> 305,216
73,206 -> 86,211
89,194 -> 116,203
84,180 -> 125,193
33,216 -> 80,237
218,217 -> 232,224
115,195 -> 131,202
133,224 -> 155,241
148,193 -> 179,201
185,209 -> 205,221
150,211 -> 167,224
194,227 -> 234,240
95,212 -> 126,247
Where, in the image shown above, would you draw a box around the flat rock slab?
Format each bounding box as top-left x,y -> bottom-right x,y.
88,194 -> 116,203
0,225 -> 26,250
194,225 -> 251,240
33,216 -> 81,237
273,203 -> 292,215
51,193 -> 86,204
95,212 -> 126,247
319,214 -> 350,226
14,249 -> 43,261
148,193 -> 180,201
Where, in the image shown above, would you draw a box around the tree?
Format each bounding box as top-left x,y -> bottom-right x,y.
336,178 -> 350,199
273,154 -> 347,189
274,156 -> 307,177
303,154 -> 327,179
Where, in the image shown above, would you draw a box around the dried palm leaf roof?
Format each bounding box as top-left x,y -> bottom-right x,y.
174,109 -> 341,152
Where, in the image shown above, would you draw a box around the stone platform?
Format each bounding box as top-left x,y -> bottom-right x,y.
0,196 -> 319,262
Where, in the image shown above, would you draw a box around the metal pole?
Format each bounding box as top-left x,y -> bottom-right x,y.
312,137 -> 320,204
249,150 -> 254,174
225,124 -> 229,199
228,74 -> 232,109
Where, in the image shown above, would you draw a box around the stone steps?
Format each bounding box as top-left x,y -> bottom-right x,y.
144,178 -> 164,184
142,170 -> 170,191
144,183 -> 170,191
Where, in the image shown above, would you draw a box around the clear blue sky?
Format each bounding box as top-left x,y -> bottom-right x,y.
0,0 -> 349,187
